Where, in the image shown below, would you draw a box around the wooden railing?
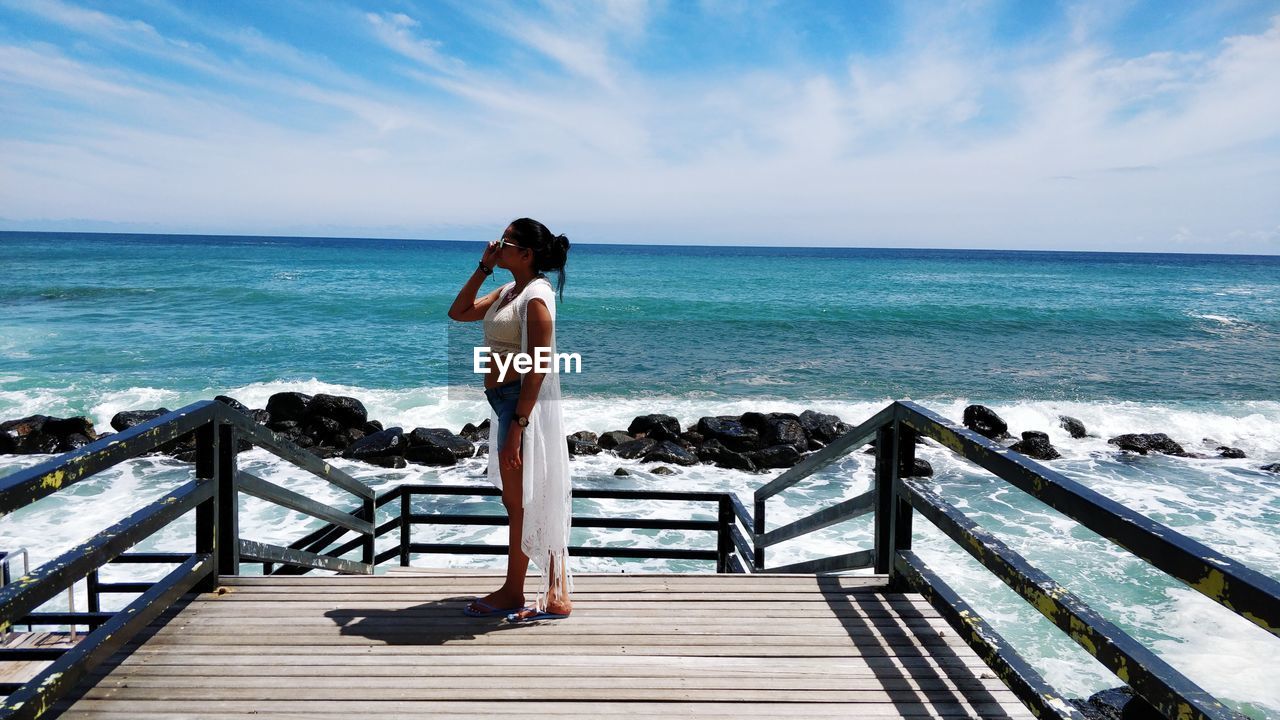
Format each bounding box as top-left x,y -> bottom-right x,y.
0,400 -> 374,719
753,400 -> 1278,720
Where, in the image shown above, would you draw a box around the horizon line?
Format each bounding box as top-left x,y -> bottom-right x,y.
0,228 -> 1277,259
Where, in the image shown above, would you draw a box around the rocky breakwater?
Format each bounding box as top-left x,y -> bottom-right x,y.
6,395 -> 1278,476
572,409 -> 857,474
960,403 -> 1269,468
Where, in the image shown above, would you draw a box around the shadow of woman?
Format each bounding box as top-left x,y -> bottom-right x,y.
324,595 -> 530,645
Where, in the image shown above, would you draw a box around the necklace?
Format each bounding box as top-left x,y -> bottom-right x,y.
499,281 -> 527,309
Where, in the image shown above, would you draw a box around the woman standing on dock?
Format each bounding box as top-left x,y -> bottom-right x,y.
447,218 -> 574,622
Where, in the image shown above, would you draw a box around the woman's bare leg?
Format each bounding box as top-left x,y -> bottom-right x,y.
500,460 -> 530,598
465,456 -> 528,612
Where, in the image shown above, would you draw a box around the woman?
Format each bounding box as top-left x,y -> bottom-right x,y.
447,218 -> 574,622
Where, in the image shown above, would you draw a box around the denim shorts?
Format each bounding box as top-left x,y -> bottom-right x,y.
484,378 -> 522,453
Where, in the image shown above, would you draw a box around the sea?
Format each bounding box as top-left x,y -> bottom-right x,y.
1,231 -> 1278,717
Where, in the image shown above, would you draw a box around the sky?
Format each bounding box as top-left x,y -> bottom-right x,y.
1,0 -> 1279,253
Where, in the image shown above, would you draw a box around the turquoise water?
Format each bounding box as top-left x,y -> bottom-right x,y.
2,232 -> 1279,716
2,233 -> 1277,401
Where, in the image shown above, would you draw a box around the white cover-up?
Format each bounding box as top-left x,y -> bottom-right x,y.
485,276 -> 574,610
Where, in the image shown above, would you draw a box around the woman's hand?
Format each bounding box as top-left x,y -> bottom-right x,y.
500,426 -> 523,471
480,241 -> 501,270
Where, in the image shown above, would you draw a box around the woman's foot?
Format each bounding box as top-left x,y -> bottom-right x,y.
508,598 -> 572,621
463,588 -> 525,616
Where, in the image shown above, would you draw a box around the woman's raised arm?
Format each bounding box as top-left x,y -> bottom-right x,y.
448,242 -> 504,322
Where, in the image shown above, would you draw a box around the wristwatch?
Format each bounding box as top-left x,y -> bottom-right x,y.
477,261 -> 493,275
515,415 -> 529,428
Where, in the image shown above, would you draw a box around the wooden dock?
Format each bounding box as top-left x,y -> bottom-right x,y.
45,570 -> 1032,719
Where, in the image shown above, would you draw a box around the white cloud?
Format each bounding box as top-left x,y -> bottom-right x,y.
366,12 -> 464,75
0,2 -> 1277,253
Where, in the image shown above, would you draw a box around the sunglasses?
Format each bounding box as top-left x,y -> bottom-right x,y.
495,236 -> 529,251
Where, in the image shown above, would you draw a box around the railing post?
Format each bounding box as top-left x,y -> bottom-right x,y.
887,420 -> 917,592
399,490 -> 410,567
716,497 -> 731,574
752,498 -> 765,571
86,570 -> 100,613
362,497 -> 376,567
215,422 -> 239,577
194,421 -> 218,592
873,424 -> 896,574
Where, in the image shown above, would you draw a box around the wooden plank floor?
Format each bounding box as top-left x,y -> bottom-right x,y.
50,571 -> 1033,719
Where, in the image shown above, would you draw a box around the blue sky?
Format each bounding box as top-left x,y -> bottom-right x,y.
1,1 -> 1278,252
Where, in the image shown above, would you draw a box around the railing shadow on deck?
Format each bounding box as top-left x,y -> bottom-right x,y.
817,575 -> 1019,719
1,399 -> 1276,719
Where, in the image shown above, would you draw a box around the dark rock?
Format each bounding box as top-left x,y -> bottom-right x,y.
698,439 -> 757,471
1216,446 -> 1246,459
307,394 -> 367,428
0,431 -> 14,454
331,428 -> 365,450
475,442 -> 488,456
173,449 -> 197,463
265,392 -> 311,423
755,414 -> 808,453
1108,433 -> 1187,456
1260,463 -> 1280,473
269,420 -> 302,438
598,431 -> 634,450
459,420 -> 489,441
58,433 -> 95,452
366,455 -> 407,469
748,444 -> 802,469
110,408 -> 171,432
641,440 -> 699,466
406,428 -> 473,461
292,434 -> 315,449
651,466 -> 676,475
799,410 -> 848,443
696,437 -> 727,462
402,445 -> 453,466
1059,415 -> 1088,439
679,430 -> 705,446
714,450 -> 757,472
696,416 -> 761,452
614,467 -> 630,476
1069,686 -> 1161,720
963,405 -> 1010,440
0,414 -> 48,436
567,438 -> 602,456
42,416 -> 98,440
570,430 -> 599,443
1011,431 -> 1062,461
305,416 -> 343,441
364,420 -> 384,434
214,395 -> 251,415
251,408 -> 272,425
628,414 -> 681,442
18,431 -> 60,454
612,437 -> 658,459
309,446 -> 340,459
343,427 -> 404,460
906,458 -> 934,477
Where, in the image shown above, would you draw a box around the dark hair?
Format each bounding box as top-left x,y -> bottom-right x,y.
508,217 -> 570,300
